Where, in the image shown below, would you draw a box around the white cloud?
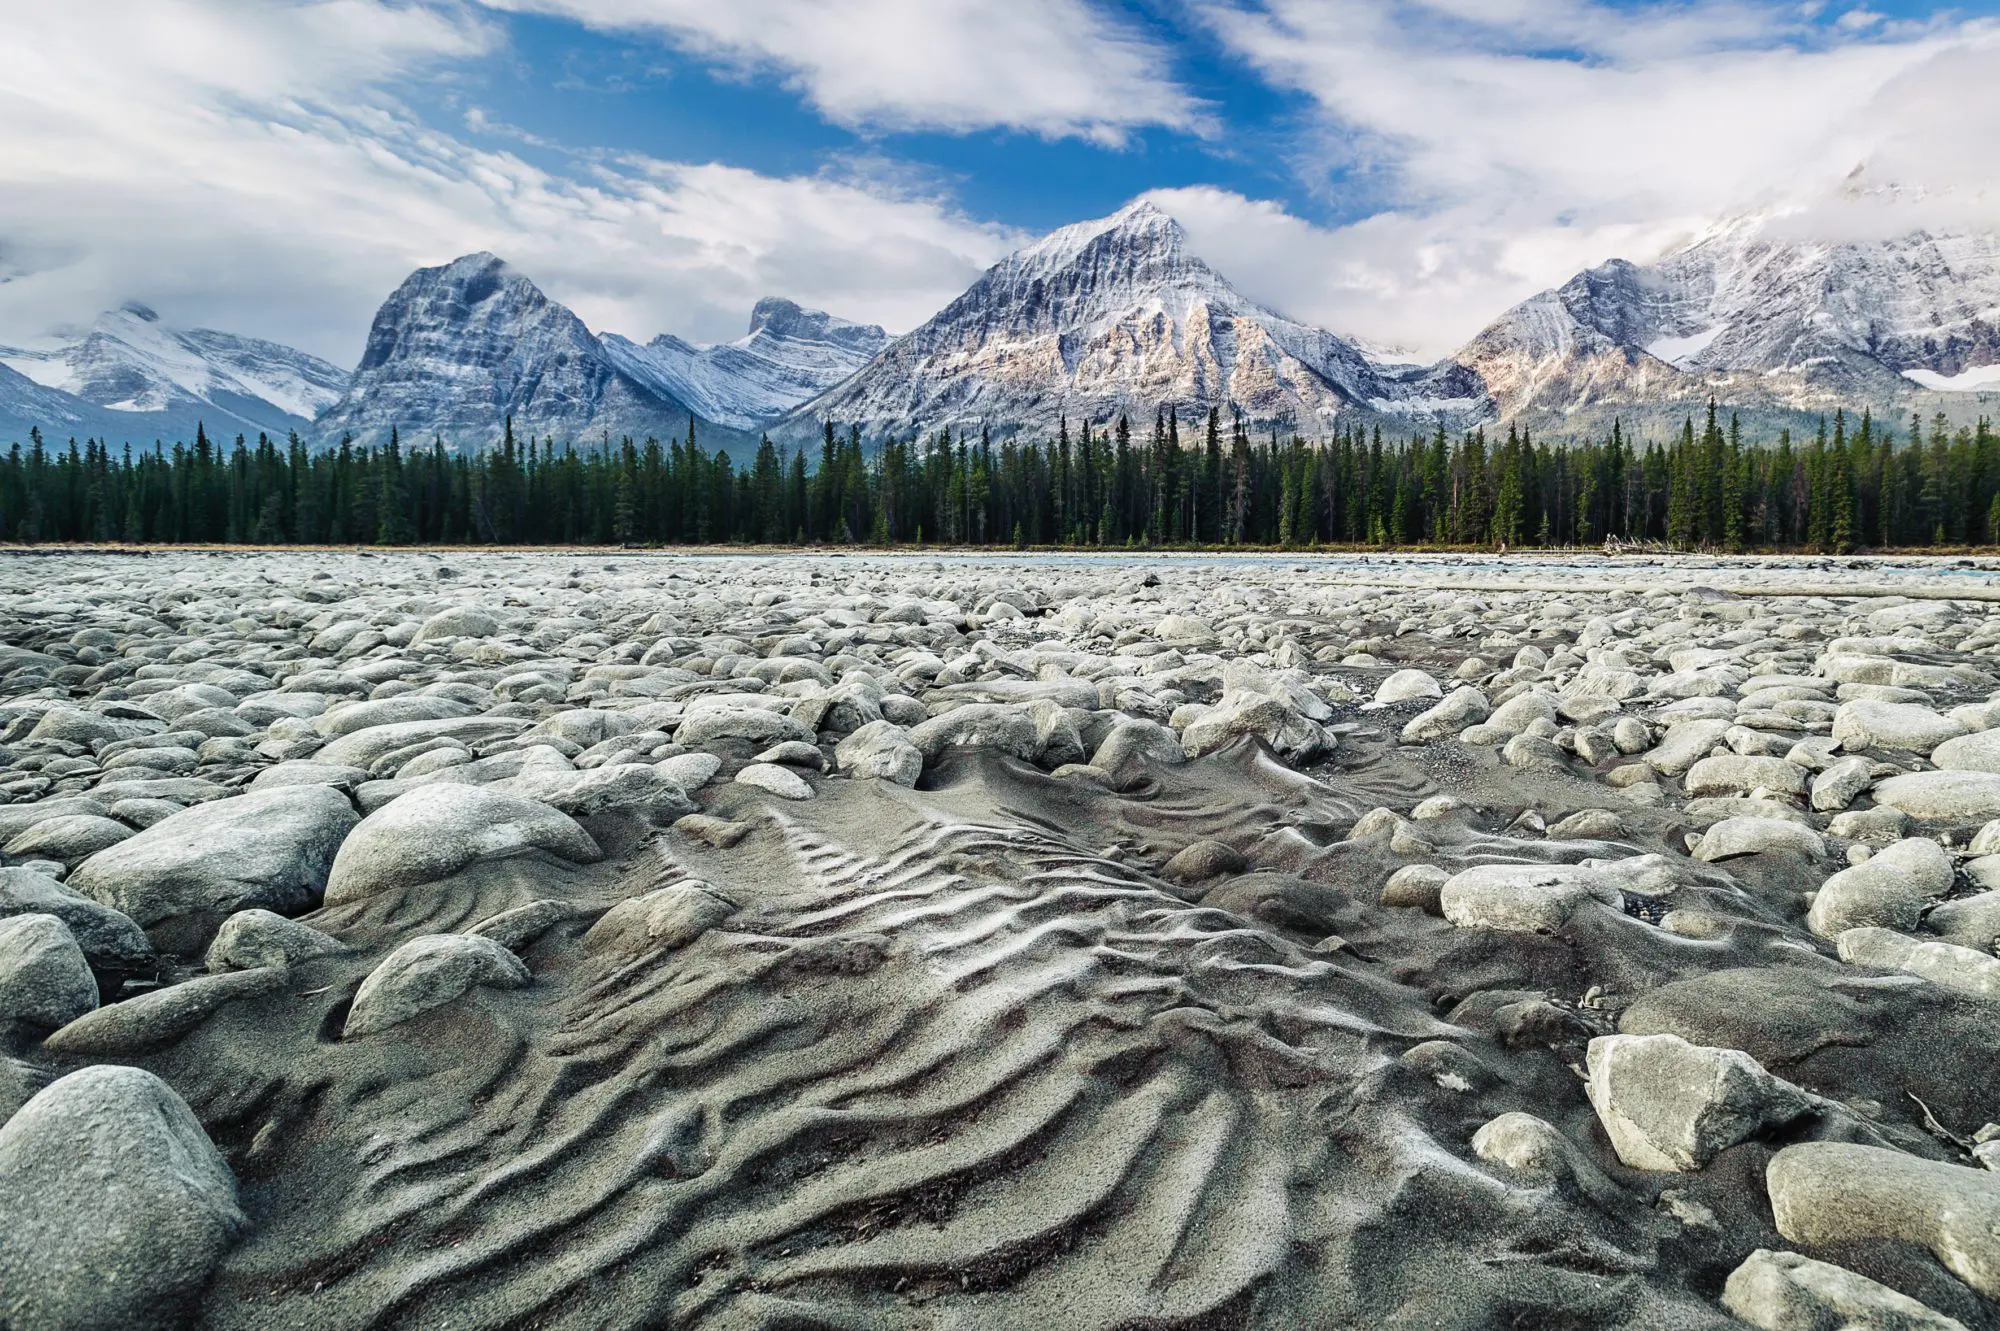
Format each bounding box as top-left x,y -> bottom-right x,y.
1188,0 -> 2000,356
0,0 -> 1021,365
475,0 -> 1203,143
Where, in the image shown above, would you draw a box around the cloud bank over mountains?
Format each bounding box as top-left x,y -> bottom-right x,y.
1,0 -> 1997,366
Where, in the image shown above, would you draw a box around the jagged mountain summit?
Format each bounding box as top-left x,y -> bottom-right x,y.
601,299 -> 888,433
1459,222 -> 2000,428
788,201 -> 1481,440
0,304 -> 348,444
313,254 -> 728,450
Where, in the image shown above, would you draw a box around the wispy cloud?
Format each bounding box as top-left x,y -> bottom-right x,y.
1182,0 -> 2000,355
0,0 -> 1022,362
473,0 -> 1207,143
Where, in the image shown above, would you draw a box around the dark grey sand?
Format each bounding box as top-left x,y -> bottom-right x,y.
3,550 -> 2000,1330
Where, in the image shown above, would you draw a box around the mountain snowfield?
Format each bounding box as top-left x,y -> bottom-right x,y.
1457,222 -> 2000,426
0,304 -> 348,443
4,207 -> 2000,451
601,299 -> 887,433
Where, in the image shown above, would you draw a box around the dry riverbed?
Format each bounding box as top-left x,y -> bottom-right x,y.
2,549 -> 1999,1330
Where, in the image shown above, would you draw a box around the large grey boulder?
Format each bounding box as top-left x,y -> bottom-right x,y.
313,694 -> 472,737
314,716 -> 528,770
908,704 -> 1039,763
1931,727 -> 2000,774
1439,864 -> 1624,934
3,814 -> 134,864
1837,927 -> 2000,999
411,605 -> 499,643
1400,686 -> 1489,743
1685,755 -> 1810,798
1643,718 -> 1733,777
582,882 -> 737,957
1585,1033 -> 1812,1172
1872,770 -> 2000,824
204,909 -> 347,972
343,933 -> 530,1038
1810,755 -> 1875,811
1693,817 -> 1826,863
0,1066 -> 243,1331
1373,669 -> 1443,706
43,967 -> 285,1056
324,785 -> 601,906
676,704 -> 813,750
1181,691 -> 1327,761
833,720 -> 923,785
1768,1143 -> 2000,1298
1091,717 -> 1186,770
1805,837 -> 1953,939
1722,1248 -> 1967,1331
1833,699 -> 1966,755
0,867 -> 154,976
0,915 -> 97,1031
68,786 -> 359,951
495,763 -> 694,819
1926,890 -> 2000,954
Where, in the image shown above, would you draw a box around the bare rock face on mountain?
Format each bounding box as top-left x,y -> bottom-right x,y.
312,254 -> 714,450
1458,224 -> 2000,425
602,298 -> 888,432
791,201 -> 1481,440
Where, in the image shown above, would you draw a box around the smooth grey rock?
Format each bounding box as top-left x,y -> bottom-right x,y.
1091,717 -> 1186,770
1380,864 -> 1449,914
1685,755 -> 1809,798
677,704 -> 813,749
1722,1248 -> 1967,1331
324,785 -> 601,906
1181,691 -> 1326,761
833,720 -> 923,785
1931,727 -> 2000,775
1768,1143 -> 2000,1298
1693,816 -> 1826,862
1471,1111 -> 1570,1178
1874,769 -> 2000,824
313,694 -> 472,737
497,763 -> 694,819
734,762 -> 814,800
0,914 -> 97,1030
3,814 -> 134,863
43,967 -> 286,1055
314,716 -> 529,770
1643,718 -> 1733,777
583,882 -> 737,957
204,909 -> 347,972
0,1065 -> 243,1331
343,933 -> 530,1038
1400,686 -> 1490,743
655,751 -> 723,791
0,867 -> 154,975
1837,927 -> 2000,999
68,786 -> 359,951
1439,864 -> 1623,933
909,704 -> 1040,763
1926,890 -> 2000,954
1373,669 -> 1443,706
1586,1033 -> 1811,1172
465,900 -> 586,950
1833,699 -> 1966,755
1811,756 -> 1875,812
248,760 -> 371,792
1806,837 -> 1954,939
411,606 -> 500,643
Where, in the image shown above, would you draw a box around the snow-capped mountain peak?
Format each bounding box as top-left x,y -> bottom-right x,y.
0,303 -> 349,441
784,198 -> 1481,439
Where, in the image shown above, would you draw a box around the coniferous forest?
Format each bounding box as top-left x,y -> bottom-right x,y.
2,404 -> 1997,551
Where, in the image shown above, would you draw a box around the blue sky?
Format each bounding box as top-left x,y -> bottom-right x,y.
3,0 -> 1998,363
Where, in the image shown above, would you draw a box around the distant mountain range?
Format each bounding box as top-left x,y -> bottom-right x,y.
5,206 -> 1999,452
0,304 -> 348,445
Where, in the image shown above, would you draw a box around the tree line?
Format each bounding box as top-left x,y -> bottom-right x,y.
1,405 -> 1995,550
